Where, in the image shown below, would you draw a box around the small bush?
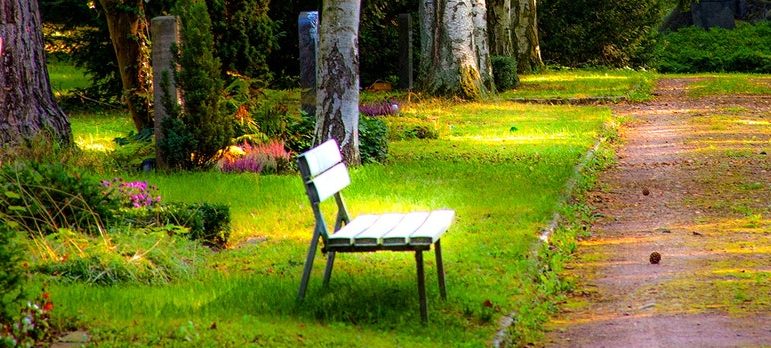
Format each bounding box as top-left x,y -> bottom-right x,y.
118,203 -> 231,248
656,22 -> 771,73
102,178 -> 162,209
0,224 -> 25,323
112,129 -> 155,171
359,116 -> 389,164
491,56 -> 520,91
0,291 -> 53,347
0,162 -> 120,236
218,141 -> 292,174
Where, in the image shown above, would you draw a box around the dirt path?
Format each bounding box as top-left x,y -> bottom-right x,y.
543,78 -> 771,347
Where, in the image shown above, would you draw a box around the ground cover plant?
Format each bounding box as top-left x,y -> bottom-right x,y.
30,63 -> 652,345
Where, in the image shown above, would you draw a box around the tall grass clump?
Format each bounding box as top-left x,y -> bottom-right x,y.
657,21 -> 771,73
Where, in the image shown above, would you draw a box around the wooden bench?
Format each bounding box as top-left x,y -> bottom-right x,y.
296,139 -> 454,322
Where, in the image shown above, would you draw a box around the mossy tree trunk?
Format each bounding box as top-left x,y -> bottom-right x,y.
98,0 -> 153,132
0,0 -> 71,146
512,0 -> 543,73
315,0 -> 360,165
419,0 -> 494,100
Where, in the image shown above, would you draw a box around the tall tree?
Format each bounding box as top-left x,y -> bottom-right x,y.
1,0 -> 71,145
487,0 -> 514,57
98,0 -> 153,132
315,0 -> 361,165
512,0 -> 543,73
419,0 -> 494,100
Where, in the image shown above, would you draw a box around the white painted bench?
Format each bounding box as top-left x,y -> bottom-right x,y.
296,139 -> 454,323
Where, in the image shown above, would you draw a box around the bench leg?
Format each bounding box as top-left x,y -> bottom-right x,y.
322,251 -> 336,287
416,250 -> 428,323
297,230 -> 321,302
435,240 -> 447,301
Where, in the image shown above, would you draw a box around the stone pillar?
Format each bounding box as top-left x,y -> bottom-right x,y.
398,13 -> 413,90
151,16 -> 180,170
299,11 -> 319,116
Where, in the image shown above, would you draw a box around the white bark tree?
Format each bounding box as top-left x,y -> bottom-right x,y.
419,0 -> 494,100
512,0 -> 543,73
486,0 -> 514,57
315,0 -> 361,165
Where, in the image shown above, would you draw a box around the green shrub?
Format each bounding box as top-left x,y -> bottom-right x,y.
539,0 -> 666,67
119,203 -> 231,248
112,129 -> 155,171
207,0 -> 279,85
491,55 -> 520,91
359,116 -> 389,164
0,224 -> 25,323
656,22 -> 771,73
0,162 -> 120,236
159,0 -> 234,170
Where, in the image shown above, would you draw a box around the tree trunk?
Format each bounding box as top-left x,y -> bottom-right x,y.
419,0 -> 494,100
486,0 -> 514,57
0,0 -> 71,146
512,0 -> 543,73
315,0 -> 360,165
99,0 -> 153,132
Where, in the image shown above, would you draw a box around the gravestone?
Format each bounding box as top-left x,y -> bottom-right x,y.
151,16 -> 180,170
298,11 -> 319,116
692,0 -> 736,29
398,13 -> 413,90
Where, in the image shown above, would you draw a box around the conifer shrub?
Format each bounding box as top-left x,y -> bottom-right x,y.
0,224 -> 25,323
159,0 -> 234,170
491,55 -> 520,91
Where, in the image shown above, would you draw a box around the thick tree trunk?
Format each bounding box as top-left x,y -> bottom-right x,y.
0,0 -> 71,146
315,0 -> 360,165
419,0 -> 494,100
512,0 -> 543,73
99,0 -> 153,132
486,0 -> 514,57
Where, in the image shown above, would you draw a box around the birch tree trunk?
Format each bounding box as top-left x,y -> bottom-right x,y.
0,0 -> 71,146
512,0 -> 543,73
419,0 -> 494,100
99,0 -> 153,132
315,0 -> 360,165
486,0 -> 513,57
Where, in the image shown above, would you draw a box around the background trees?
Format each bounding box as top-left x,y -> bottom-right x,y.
1,0 -> 70,146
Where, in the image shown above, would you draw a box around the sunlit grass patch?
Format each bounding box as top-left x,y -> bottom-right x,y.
496,69 -> 655,102
69,111 -> 134,152
46,60 -> 90,97
685,74 -> 771,97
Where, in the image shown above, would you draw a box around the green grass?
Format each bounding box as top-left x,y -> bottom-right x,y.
496,69 -> 655,102
685,75 -> 771,97
41,65 -> 629,346
46,60 -> 90,98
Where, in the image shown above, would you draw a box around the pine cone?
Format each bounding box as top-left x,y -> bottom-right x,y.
649,252 -> 661,264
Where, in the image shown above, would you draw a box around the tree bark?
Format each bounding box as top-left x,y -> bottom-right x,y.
315,0 -> 360,165
0,0 -> 71,146
512,0 -> 543,73
98,0 -> 153,132
419,0 -> 494,100
486,0 -> 513,57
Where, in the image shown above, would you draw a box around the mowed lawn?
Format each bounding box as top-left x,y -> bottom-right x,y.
43,64 -> 630,346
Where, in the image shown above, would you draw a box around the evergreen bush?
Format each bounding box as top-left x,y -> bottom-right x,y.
359,116 -> 389,164
0,224 -> 25,323
539,0 -> 666,67
656,22 -> 771,73
159,0 -> 234,170
491,55 -> 520,91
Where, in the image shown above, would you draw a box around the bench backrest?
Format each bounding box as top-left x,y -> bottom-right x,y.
296,139 -> 351,204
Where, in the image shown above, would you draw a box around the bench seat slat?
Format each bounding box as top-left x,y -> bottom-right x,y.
408,210 -> 455,246
353,213 -> 406,246
327,214 -> 379,247
381,212 -> 431,246
309,163 -> 350,203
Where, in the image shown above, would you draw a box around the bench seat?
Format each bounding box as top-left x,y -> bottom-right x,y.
327,210 -> 455,248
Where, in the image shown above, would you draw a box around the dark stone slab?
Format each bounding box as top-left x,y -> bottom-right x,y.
298,11 -> 319,116
398,13 -> 413,90
692,0 -> 736,29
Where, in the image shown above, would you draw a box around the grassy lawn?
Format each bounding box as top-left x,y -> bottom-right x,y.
38,62 -> 633,346
496,68 -> 655,102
